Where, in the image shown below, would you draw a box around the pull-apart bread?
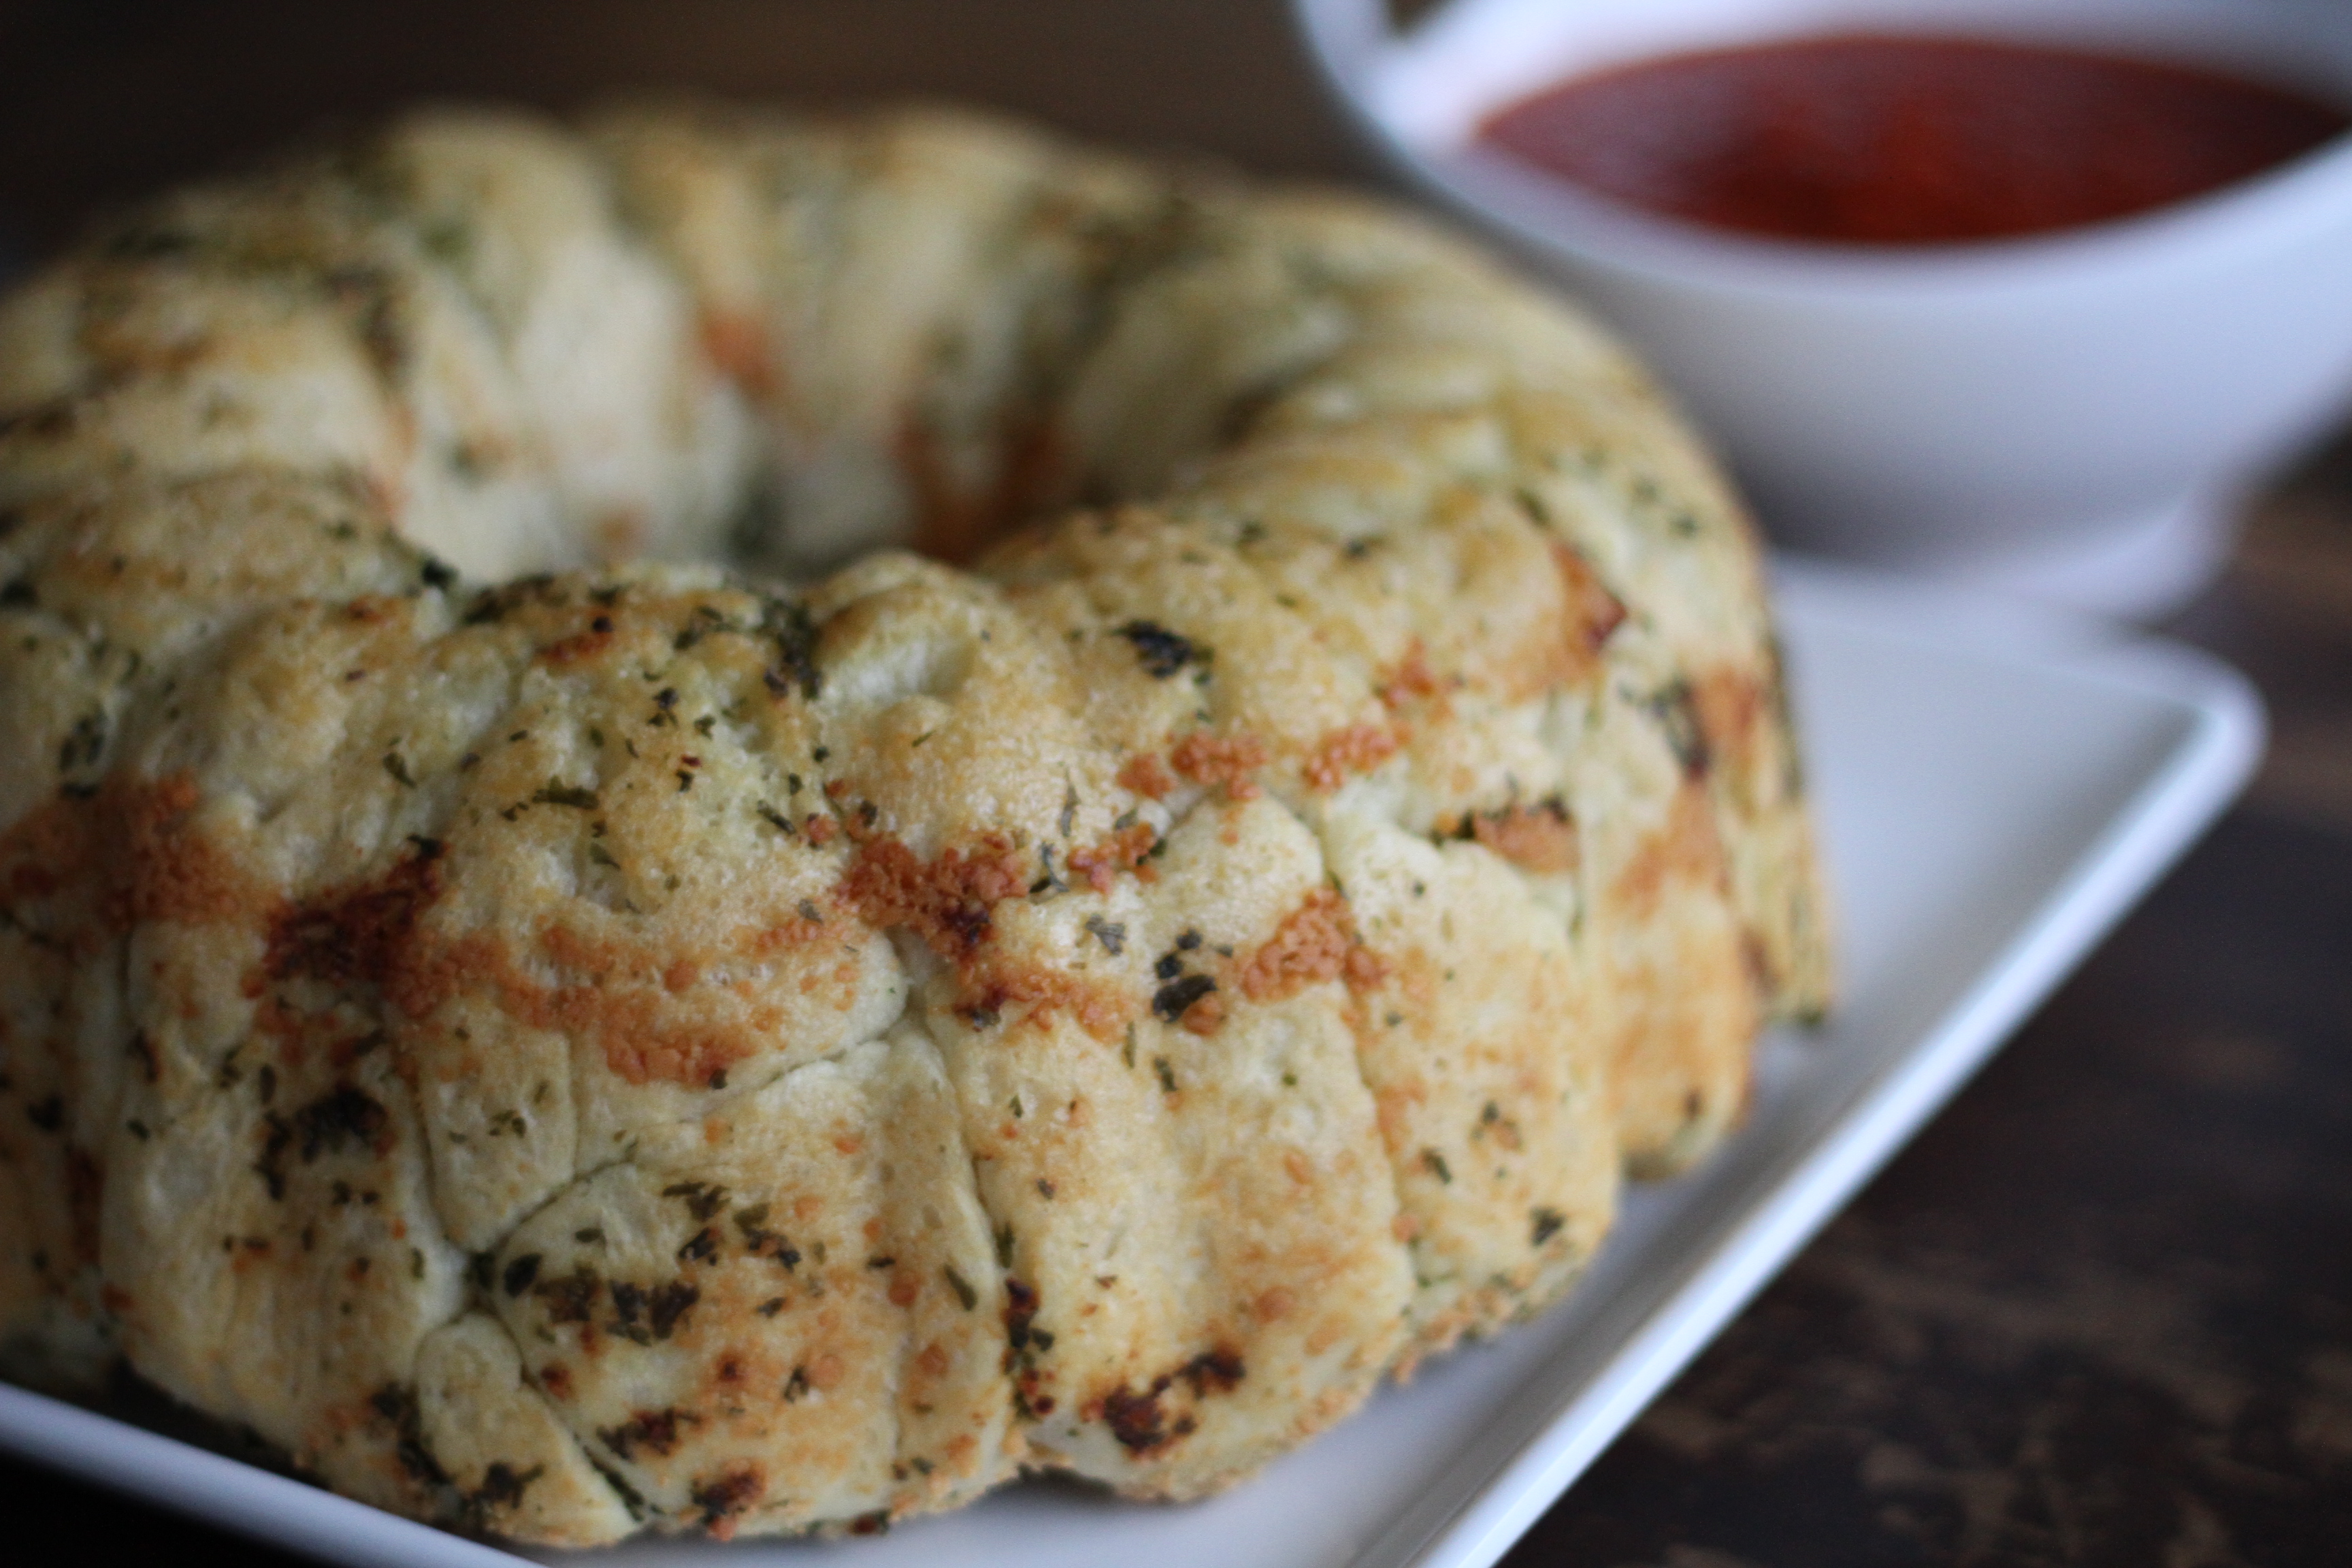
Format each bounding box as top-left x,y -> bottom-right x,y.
0,105 -> 1829,1544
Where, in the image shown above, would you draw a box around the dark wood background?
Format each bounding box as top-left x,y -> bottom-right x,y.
1,3 -> 2347,1564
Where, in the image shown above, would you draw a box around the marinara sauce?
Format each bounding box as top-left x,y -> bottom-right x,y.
1477,35 -> 2351,245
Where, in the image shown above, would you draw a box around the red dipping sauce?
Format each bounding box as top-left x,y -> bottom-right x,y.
1477,35 -> 2352,246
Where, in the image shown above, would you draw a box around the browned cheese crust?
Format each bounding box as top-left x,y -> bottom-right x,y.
0,104 -> 1830,1541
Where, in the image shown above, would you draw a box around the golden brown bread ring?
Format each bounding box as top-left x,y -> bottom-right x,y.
0,104 -> 1827,1541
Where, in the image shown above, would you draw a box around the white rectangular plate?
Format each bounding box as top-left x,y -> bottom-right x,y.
0,560 -> 2264,1568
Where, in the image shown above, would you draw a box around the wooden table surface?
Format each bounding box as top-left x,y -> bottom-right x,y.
1,5 -> 2347,1564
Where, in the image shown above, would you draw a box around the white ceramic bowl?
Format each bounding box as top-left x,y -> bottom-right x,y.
1295,0 -> 2352,617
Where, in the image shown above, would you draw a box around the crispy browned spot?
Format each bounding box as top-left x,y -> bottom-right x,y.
118,775 -> 270,927
960,962 -> 1136,1042
288,1083 -> 394,1162
1465,800 -> 1580,877
1002,1278 -> 1040,1364
340,594 -> 409,627
1092,1346 -> 1245,1458
538,627 -> 617,667
599,1406 -> 693,1462
1690,664 -> 1767,785
1101,1383 -> 1174,1455
841,834 -> 1030,960
1178,990 -> 1226,1035
1550,542 -> 1629,687
1302,725 -> 1401,794
840,830 -> 1144,1036
0,774 -> 267,930
365,889 -> 835,1088
0,787 -> 99,903
1239,889 -> 1384,1002
380,913 -> 830,1089
691,1465 -> 766,1539
266,838 -> 444,992
1116,752 -> 1175,799
521,928 -> 771,1089
699,313 -> 775,398
1613,781 -> 1728,917
1167,732 -> 1268,800
1377,640 -> 1445,709
1066,821 -> 1156,894
1182,1346 -> 1246,1396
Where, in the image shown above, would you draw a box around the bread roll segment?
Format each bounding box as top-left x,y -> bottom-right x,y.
0,104 -> 1830,1542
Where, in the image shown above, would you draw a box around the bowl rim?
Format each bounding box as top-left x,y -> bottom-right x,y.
1297,0 -> 2352,301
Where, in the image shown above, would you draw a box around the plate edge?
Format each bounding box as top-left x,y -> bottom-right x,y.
1375,625 -> 2266,1568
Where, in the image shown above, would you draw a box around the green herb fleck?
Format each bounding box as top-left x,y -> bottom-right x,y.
532,777 -> 599,810
943,1265 -> 979,1311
